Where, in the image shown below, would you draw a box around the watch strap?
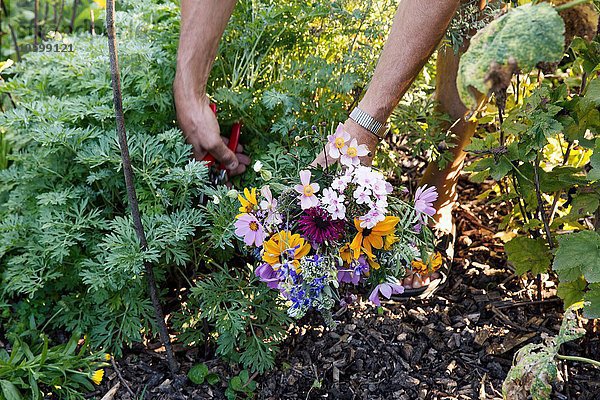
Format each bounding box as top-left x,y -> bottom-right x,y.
349,106 -> 389,139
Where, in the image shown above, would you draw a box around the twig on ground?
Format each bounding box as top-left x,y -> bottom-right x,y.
493,297 -> 561,310
99,383 -> 120,400
488,305 -> 532,332
105,0 -> 178,375
111,358 -> 135,397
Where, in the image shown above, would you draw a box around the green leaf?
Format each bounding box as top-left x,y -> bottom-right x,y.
206,373 -> 220,385
583,284 -> 600,319
188,363 -> 209,385
553,231 -> 600,283
229,376 -> 243,391
505,237 -> 552,275
490,157 -> 513,180
0,380 -> 23,400
569,194 -> 599,218
557,277 -> 586,309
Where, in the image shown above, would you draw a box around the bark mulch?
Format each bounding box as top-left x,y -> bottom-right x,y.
93,176 -> 600,400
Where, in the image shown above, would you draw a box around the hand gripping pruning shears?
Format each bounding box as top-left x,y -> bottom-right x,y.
202,103 -> 242,186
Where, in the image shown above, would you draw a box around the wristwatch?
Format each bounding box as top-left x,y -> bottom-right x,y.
349,106 -> 389,140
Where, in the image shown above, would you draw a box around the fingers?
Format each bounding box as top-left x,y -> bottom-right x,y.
206,138 -> 239,171
223,137 -> 244,154
236,153 -> 251,166
228,153 -> 250,177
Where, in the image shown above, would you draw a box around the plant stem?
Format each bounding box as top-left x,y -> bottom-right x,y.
0,0 -> 21,61
533,155 -> 553,248
69,0 -> 80,33
557,354 -> 600,368
105,0 -> 178,375
555,0 -> 591,12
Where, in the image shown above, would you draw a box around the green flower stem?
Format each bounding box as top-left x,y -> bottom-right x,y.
557,354 -> 600,368
555,0 -> 592,11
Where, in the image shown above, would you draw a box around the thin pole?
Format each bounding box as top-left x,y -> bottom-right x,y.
105,0 -> 178,375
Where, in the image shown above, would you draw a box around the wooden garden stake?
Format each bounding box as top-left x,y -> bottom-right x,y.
105,0 -> 178,375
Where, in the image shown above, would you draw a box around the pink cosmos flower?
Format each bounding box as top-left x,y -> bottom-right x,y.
414,185 -> 438,230
368,282 -> 405,306
235,213 -> 266,247
340,138 -> 369,167
294,170 -> 320,210
326,123 -> 351,159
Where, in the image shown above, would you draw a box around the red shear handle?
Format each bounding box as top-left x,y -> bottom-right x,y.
202,104 -> 242,169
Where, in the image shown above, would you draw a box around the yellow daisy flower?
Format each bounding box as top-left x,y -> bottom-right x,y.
411,252 -> 443,275
384,233 -> 398,250
339,243 -> 353,265
262,231 -> 310,271
91,369 -> 104,385
237,188 -> 258,216
350,216 -> 399,259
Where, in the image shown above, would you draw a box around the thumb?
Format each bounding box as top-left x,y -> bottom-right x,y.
208,139 -> 239,171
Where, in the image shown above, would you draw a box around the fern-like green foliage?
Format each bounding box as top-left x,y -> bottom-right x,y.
0,1 -> 206,354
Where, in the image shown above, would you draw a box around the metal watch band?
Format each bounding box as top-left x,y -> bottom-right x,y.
348,106 -> 389,139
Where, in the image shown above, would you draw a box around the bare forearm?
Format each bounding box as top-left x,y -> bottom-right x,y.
359,0 -> 460,122
174,0 -> 237,98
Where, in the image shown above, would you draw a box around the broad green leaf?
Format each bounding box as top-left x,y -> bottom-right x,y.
458,3 -> 565,106
490,157 -> 513,180
583,284 -> 600,319
553,231 -> 600,283
557,278 -> 586,309
569,194 -> 599,218
188,363 -> 209,385
505,237 -> 552,275
584,79 -> 600,107
0,380 -> 23,400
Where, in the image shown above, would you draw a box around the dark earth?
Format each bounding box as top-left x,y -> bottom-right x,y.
90,170 -> 600,400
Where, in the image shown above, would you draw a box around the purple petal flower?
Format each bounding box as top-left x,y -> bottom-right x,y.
368,282 -> 405,306
414,185 -> 438,225
337,256 -> 369,285
326,123 -> 351,159
298,207 -> 345,246
255,263 -> 280,289
234,214 -> 265,247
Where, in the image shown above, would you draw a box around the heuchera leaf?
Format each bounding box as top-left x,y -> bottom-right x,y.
458,3 -> 565,107
557,278 -> 587,309
505,236 -> 552,276
553,231 -> 600,283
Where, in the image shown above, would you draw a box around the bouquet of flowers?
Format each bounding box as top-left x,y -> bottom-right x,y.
233,124 -> 441,321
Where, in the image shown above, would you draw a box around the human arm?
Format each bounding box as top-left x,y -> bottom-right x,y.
316,0 -> 460,166
174,0 -> 249,174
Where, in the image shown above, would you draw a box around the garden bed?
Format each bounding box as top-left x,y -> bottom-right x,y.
92,175 -> 600,400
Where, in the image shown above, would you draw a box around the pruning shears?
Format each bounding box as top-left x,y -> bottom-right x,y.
199,104 -> 242,208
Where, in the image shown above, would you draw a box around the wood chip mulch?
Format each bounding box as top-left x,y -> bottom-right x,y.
93,176 -> 600,400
